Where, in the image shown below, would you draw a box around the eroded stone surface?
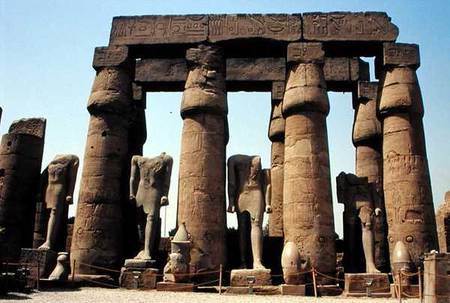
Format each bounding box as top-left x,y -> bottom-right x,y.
230,268 -> 272,286
436,192 -> 450,253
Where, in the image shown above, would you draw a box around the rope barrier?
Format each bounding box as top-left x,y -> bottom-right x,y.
77,262 -> 121,274
77,275 -> 119,289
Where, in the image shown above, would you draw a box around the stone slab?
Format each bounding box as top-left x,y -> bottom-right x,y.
287,42 -> 324,63
208,14 -> 301,42
93,46 -> 129,69
226,57 -> 285,81
9,118 -> 46,139
110,15 -> 208,45
123,259 -> 156,269
303,12 -> 398,41
230,268 -> 272,286
280,284 -> 306,296
156,282 -> 196,292
344,273 -> 390,295
225,286 -> 280,295
383,43 -> 420,67
272,81 -> 285,101
390,284 -> 420,299
314,285 -> 343,296
20,248 -> 57,280
119,267 -> 158,289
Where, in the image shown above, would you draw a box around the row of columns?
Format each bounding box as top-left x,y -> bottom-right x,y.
71,42 -> 438,276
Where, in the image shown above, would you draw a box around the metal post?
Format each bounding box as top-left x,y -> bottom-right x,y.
418,267 -> 422,303
398,272 -> 402,303
312,268 -> 318,298
219,264 -> 223,295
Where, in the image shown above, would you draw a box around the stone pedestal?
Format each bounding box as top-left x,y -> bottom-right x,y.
20,248 -> 56,288
156,282 -> 196,292
119,259 -> 158,289
344,273 -> 391,297
280,284 -> 306,296
423,252 -> 449,303
230,268 -> 271,286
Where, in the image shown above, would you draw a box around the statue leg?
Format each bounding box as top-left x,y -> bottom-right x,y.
250,216 -> 265,269
237,212 -> 248,268
362,223 -> 380,273
39,204 -> 63,250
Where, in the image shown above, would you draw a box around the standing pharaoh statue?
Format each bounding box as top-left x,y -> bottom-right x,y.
129,152 -> 173,260
38,155 -> 79,251
227,155 -> 271,269
337,172 -> 381,273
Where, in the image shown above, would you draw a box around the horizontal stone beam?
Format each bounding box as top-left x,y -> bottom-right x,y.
135,57 -> 368,92
109,12 -> 398,45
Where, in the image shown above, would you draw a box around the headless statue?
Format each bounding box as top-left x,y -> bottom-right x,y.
39,155 -> 79,250
227,155 -> 271,269
337,172 -> 381,273
129,152 -> 173,260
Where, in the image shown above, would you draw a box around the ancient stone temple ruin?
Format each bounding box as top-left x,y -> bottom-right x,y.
0,11 -> 447,299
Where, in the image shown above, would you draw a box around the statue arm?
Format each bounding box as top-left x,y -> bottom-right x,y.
66,156 -> 79,204
129,156 -> 139,200
263,169 -> 272,213
39,166 -> 49,204
336,172 -> 347,205
161,156 -> 173,206
227,157 -> 237,213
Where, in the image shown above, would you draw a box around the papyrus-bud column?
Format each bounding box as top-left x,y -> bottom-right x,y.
71,46 -> 133,274
177,44 -> 227,272
268,82 -> 285,237
352,81 -> 389,272
378,43 -> 438,268
282,43 -> 336,276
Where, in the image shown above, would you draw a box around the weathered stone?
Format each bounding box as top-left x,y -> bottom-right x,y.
120,267 -> 158,289
343,273 -> 390,296
230,268 -> 271,286
93,46 -> 129,69
110,15 -> 208,45
353,82 -> 382,143
436,192 -> 450,253
303,12 -> 398,41
163,223 -> 191,283
0,119 -> 46,261
287,42 -> 325,63
423,252 -> 449,303
20,248 -> 57,279
272,81 -> 285,101
135,58 -> 186,83
324,58 -> 369,83
226,58 -> 285,81
71,48 -> 133,275
280,284 -> 306,296
208,14 -> 301,42
378,58 -> 438,269
282,42 -> 336,279
156,281 -> 195,292
48,252 -> 70,281
383,43 -> 420,68
177,45 -> 227,275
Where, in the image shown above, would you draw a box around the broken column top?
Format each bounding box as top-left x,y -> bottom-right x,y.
108,12 -> 398,45
8,118 -> 46,139
382,43 -> 420,68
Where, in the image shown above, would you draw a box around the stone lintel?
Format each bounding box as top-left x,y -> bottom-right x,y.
287,42 -> 324,64
382,43 -> 420,68
352,81 -> 379,109
227,58 -> 285,81
303,12 -> 399,42
132,83 -> 146,109
93,46 -> 129,69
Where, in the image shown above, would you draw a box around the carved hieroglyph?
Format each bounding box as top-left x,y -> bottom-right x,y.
38,155 -> 79,251
0,118 -> 46,260
436,192 -> 450,253
352,81 -> 389,271
379,43 -> 438,269
282,42 -> 336,277
177,44 -> 228,274
227,155 -> 271,269
71,46 -> 133,274
129,153 -> 172,260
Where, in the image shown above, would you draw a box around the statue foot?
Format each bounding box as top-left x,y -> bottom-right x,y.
135,250 -> 152,260
253,263 -> 266,270
367,264 -> 380,274
38,243 -> 51,250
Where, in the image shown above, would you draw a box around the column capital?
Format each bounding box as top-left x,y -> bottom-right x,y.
93,46 -> 130,70
185,44 -> 224,70
382,43 -> 420,69
287,42 -> 324,64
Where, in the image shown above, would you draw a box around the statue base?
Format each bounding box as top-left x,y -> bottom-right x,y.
156,282 -> 196,292
119,259 -> 158,289
344,273 -> 391,297
280,284 -> 306,296
230,268 -> 272,286
226,285 -> 280,295
20,248 -> 57,287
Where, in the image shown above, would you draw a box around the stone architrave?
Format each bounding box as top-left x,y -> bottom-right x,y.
177,44 -> 228,274
352,81 -> 389,271
38,155 -> 79,252
268,81 -> 285,237
378,43 -> 438,269
282,42 -> 336,278
0,118 -> 46,261
71,45 -> 134,275
436,192 -> 450,253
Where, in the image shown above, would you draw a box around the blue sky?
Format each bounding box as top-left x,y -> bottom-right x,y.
1,0 -> 449,237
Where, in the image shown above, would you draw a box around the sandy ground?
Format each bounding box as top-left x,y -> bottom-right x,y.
1,288 -> 420,303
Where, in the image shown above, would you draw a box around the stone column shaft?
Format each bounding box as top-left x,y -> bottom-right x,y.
71,46 -> 133,274
268,81 -> 285,237
282,43 -> 336,276
378,43 -> 438,269
177,44 -> 227,273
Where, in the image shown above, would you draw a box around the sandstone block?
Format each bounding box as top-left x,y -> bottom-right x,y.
230,268 -> 272,286
287,42 -> 324,63
383,43 -> 420,68
93,46 -> 129,69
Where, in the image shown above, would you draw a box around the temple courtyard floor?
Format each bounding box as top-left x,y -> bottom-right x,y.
1,288 -> 420,302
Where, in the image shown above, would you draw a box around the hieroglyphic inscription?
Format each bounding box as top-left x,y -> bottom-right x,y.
303,12 -> 398,41
208,14 -> 301,42
383,43 -> 420,67
109,15 -> 208,45
93,46 -> 129,68
272,81 -> 285,101
287,42 -> 324,63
